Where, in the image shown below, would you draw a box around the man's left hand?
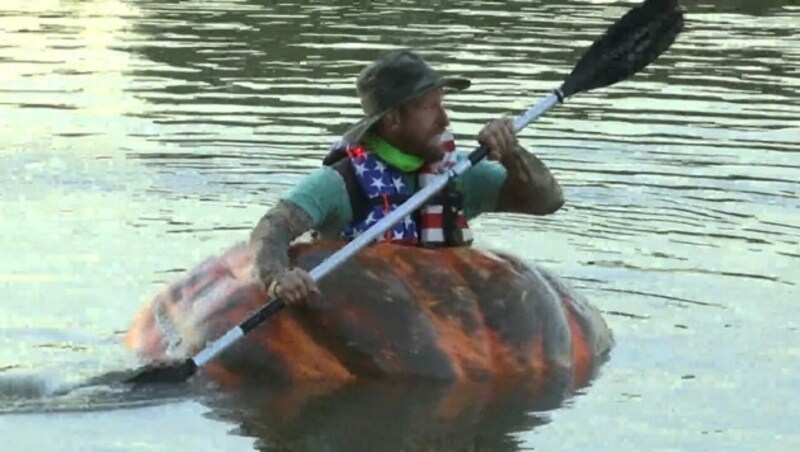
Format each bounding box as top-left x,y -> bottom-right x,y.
478,117 -> 518,161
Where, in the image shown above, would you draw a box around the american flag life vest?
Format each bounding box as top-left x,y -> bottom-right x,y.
333,132 -> 473,247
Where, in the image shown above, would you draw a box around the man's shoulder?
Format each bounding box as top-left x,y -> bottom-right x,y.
454,150 -> 468,159
285,165 -> 351,227
290,166 -> 345,193
454,151 -> 505,177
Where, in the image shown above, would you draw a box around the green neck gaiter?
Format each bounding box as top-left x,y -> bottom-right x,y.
363,135 -> 425,172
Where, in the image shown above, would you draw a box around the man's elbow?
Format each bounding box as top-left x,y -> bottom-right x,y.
250,212 -> 272,244
529,183 -> 564,215
496,181 -> 564,215
528,191 -> 564,215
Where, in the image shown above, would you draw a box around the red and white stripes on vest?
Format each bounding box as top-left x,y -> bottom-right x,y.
339,132 -> 473,247
418,132 -> 473,245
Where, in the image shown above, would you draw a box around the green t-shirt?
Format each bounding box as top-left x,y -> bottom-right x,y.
285,152 -> 507,239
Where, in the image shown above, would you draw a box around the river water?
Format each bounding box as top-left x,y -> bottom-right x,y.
1,0 -> 797,450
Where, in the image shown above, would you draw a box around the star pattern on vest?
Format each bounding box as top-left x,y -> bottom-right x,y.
342,149 -> 418,243
353,161 -> 368,177
370,176 -> 387,191
392,176 -> 405,191
358,152 -> 405,198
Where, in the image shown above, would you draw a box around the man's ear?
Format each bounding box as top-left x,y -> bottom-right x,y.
378,110 -> 402,134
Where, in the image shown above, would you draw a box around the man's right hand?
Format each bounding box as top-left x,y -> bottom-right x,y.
268,267 -> 320,305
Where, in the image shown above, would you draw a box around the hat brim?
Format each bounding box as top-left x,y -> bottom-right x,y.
342,76 -> 471,144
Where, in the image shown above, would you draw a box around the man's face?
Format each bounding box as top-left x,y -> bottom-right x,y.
394,88 -> 450,162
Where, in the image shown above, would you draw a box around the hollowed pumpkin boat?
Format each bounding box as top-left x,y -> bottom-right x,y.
125,241 -> 613,390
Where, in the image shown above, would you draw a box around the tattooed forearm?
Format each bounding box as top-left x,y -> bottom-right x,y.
249,200 -> 315,285
496,146 -> 564,215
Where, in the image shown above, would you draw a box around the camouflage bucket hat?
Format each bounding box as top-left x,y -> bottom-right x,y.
342,50 -> 471,143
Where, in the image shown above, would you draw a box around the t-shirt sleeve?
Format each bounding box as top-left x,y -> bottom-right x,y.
456,153 -> 507,219
284,166 -> 353,235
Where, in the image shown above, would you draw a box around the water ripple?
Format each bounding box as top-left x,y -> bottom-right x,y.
2,0 -> 799,448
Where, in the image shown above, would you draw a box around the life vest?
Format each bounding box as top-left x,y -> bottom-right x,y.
323,133 -> 473,247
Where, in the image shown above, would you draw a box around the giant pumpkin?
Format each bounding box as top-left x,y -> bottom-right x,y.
125,241 -> 613,390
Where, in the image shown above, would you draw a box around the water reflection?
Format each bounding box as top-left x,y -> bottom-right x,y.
201,377 -> 571,452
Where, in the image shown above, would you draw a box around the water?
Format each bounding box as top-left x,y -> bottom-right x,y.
1,0 -> 798,450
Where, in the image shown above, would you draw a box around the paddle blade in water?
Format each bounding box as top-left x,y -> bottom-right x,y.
123,359 -> 198,385
560,0 -> 684,98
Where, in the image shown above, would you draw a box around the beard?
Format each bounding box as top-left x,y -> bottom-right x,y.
399,130 -> 445,163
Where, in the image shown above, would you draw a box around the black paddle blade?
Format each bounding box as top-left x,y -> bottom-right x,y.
123,359 -> 198,385
560,0 -> 684,98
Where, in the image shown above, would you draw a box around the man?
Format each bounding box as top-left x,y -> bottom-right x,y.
250,50 -> 563,305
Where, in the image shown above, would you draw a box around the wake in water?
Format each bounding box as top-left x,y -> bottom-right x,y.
0,369 -> 196,415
